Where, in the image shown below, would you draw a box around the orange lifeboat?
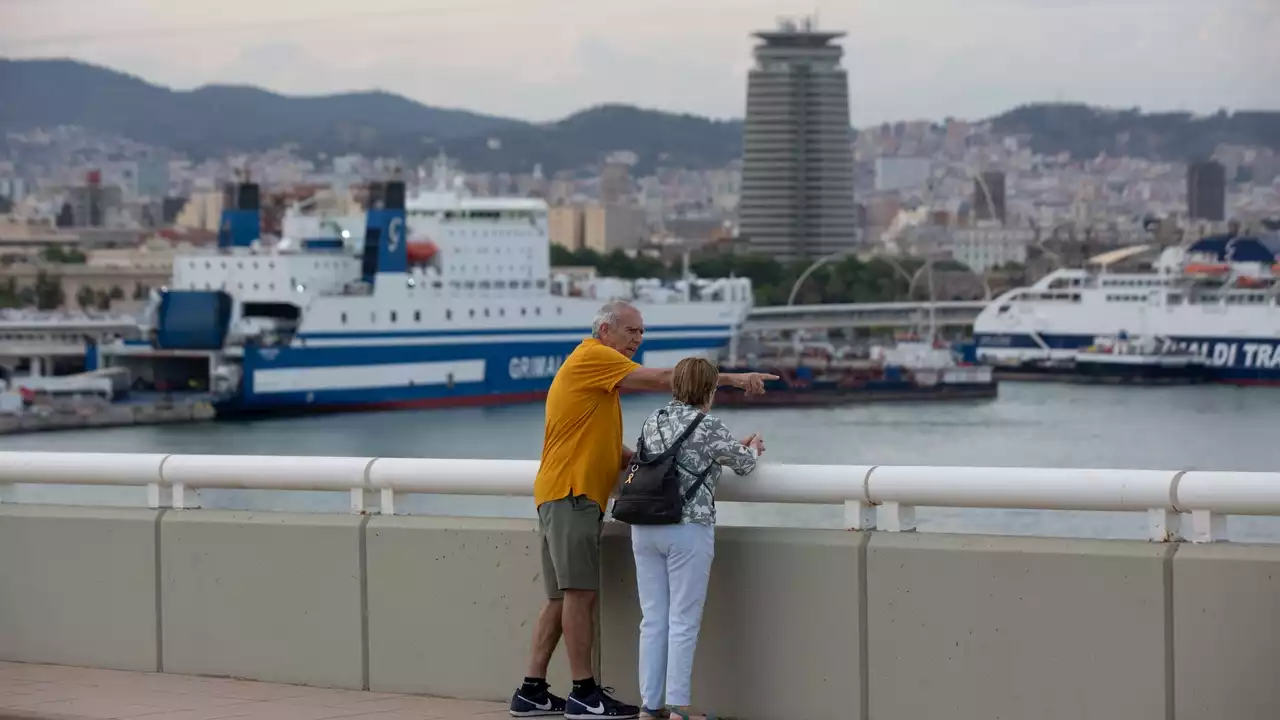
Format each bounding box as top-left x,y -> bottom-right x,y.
1183,263 -> 1229,276
406,239 -> 438,265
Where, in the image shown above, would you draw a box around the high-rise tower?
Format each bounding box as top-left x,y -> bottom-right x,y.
739,17 -> 858,261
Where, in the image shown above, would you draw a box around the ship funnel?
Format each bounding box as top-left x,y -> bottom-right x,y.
217,180 -> 261,249
360,180 -> 408,284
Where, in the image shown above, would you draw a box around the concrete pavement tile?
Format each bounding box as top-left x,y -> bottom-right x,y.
2,699 -> 166,719
120,706 -> 261,720
337,707 -> 448,712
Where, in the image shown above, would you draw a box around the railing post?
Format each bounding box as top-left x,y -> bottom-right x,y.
878,501 -> 916,533
1146,508 -> 1181,542
844,500 -> 876,531
172,483 -> 201,510
147,482 -> 171,509
844,466 -> 878,531
1190,510 -> 1225,543
349,488 -> 370,514
379,488 -> 401,515
149,455 -> 173,509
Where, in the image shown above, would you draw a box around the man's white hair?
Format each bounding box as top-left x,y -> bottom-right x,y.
591,300 -> 636,338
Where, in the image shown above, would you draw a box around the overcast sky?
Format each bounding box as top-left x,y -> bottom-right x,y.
3,0 -> 1277,126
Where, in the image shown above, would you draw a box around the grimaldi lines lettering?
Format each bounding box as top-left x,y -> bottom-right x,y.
508,355 -> 566,380
1174,340 -> 1280,369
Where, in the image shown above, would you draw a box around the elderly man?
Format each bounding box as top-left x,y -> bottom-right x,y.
510,300 -> 775,719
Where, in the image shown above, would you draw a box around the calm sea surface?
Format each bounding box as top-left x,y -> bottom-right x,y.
4,382 -> 1278,541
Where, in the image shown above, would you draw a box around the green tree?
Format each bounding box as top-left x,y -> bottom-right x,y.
76,286 -> 96,310
40,246 -> 87,264
549,244 -> 575,266
33,271 -> 65,310
0,278 -> 20,308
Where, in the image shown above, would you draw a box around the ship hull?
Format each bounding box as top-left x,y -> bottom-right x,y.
216,326 -> 731,415
974,332 -> 1280,385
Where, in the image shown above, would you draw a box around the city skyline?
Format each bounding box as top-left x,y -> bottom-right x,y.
4,0 -> 1278,126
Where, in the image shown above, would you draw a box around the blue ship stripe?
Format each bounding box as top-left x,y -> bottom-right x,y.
972,332 -> 1280,379
238,336 -> 728,406
296,324 -> 733,340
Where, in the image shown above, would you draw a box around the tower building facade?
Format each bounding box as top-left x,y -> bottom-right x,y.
739,17 -> 858,261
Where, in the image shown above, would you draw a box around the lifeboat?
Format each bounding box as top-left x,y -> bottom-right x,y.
1235,275 -> 1270,289
406,238 -> 438,265
1183,263 -> 1230,275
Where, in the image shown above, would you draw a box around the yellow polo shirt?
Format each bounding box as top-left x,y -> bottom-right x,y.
534,338 -> 641,510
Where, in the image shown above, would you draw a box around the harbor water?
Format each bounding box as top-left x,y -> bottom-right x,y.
4,382 -> 1278,542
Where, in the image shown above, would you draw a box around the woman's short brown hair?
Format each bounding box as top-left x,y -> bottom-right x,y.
671,357 -> 719,407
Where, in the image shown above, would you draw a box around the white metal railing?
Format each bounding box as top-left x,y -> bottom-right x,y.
1,451 -> 1278,543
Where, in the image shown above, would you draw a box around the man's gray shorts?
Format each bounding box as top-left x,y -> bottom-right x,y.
538,494 -> 603,599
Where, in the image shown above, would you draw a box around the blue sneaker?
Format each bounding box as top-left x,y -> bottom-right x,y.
565,686 -> 639,719
509,682 -> 566,717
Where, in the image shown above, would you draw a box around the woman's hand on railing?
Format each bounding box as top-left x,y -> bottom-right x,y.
741,432 -> 765,456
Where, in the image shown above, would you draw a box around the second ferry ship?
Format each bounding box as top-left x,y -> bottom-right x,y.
92,165 -> 753,415
971,234 -> 1280,384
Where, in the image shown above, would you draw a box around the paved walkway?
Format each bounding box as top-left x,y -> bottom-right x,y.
0,662 -> 510,719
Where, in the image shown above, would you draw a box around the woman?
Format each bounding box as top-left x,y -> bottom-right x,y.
630,357 -> 764,720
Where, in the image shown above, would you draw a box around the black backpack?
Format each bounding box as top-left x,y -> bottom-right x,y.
612,410 -> 711,526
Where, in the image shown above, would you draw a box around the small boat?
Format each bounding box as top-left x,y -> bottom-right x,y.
990,333 -> 1210,385
715,339 -> 998,407
1071,334 -> 1211,385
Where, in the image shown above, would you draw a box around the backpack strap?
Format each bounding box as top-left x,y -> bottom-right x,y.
640,411 -> 704,464
682,462 -> 714,504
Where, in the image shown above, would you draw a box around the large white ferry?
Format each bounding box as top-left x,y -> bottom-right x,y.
971,235 -> 1280,384
93,168 -> 752,415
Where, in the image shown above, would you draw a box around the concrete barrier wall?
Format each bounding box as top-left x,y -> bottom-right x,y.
0,506 -> 160,672
599,525 -> 868,719
364,515 -> 574,701
1173,543 -> 1280,720
866,533 -> 1173,720
160,511 -> 366,688
2,504 -> 1280,720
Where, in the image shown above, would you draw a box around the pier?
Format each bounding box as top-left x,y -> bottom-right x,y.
1,452 -> 1278,719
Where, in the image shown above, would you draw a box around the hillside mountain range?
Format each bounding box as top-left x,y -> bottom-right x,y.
2,58 -> 1278,174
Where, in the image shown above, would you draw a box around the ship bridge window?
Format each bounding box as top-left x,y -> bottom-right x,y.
446,309 -> 452,321
391,311 -> 398,323
341,312 -> 348,324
